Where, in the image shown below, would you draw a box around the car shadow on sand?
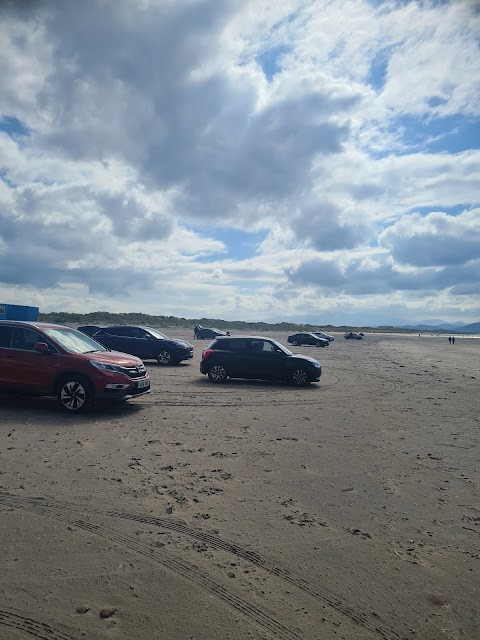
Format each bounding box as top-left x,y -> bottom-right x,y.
0,393 -> 146,420
192,377 -> 320,390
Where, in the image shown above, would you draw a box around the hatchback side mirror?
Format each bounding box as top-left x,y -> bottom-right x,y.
35,342 -> 50,353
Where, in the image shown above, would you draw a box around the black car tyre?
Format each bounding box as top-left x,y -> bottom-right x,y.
292,340 -> 299,346
208,364 -> 228,383
316,342 -> 324,347
57,375 -> 93,413
157,350 -> 173,365
290,368 -> 309,387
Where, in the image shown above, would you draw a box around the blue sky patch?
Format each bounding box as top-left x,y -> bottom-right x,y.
394,113 -> 480,154
0,116 -> 29,138
256,45 -> 290,81
405,204 -> 471,217
366,48 -> 391,91
193,227 -> 268,262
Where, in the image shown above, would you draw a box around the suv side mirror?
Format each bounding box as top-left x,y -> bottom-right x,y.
35,342 -> 50,353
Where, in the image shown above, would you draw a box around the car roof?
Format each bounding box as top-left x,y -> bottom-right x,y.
0,320 -> 70,330
213,335 -> 273,340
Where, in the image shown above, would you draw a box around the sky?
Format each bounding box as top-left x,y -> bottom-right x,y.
0,0 -> 479,326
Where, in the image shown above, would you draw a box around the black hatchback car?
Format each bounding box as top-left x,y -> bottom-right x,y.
287,332 -> 329,347
91,326 -> 193,365
200,336 -> 321,386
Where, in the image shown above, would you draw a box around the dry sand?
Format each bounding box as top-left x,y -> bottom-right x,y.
1,331 -> 479,640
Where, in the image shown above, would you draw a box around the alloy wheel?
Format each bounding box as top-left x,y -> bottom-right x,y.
291,369 -> 309,386
60,380 -> 87,412
157,350 -> 172,365
208,365 -> 227,382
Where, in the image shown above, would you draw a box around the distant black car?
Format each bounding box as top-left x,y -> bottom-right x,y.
344,332 -> 364,340
91,326 -> 193,365
77,325 -> 102,337
200,336 -> 321,386
287,332 -> 329,347
194,325 -> 230,339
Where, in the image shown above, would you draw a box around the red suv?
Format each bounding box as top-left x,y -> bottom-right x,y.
0,321 -> 150,413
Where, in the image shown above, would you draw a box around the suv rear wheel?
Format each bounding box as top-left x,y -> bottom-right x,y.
208,364 -> 228,383
290,368 -> 309,387
57,375 -> 93,413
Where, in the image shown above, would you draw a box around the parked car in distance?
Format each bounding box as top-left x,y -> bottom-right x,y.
200,336 -> 321,386
0,321 -> 150,413
91,326 -> 193,365
77,325 -> 102,337
287,332 -> 329,347
312,331 -> 334,342
344,332 -> 364,340
194,325 -> 230,339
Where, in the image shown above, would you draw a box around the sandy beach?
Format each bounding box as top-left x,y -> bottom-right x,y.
1,331 -> 479,640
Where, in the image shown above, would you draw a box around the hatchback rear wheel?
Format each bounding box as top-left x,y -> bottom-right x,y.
290,368 -> 309,387
57,375 -> 93,413
208,364 -> 228,383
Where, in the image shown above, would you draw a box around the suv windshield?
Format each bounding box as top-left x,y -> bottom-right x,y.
44,327 -> 108,354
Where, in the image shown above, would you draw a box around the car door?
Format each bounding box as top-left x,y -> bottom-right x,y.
97,327 -> 130,353
217,339 -> 251,377
243,339 -> 285,380
0,324 -> 13,386
7,327 -> 61,392
127,327 -> 154,359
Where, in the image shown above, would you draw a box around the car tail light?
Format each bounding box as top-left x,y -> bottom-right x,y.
202,349 -> 214,360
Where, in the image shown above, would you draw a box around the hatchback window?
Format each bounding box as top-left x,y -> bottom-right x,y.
0,325 -> 13,348
224,339 -> 251,352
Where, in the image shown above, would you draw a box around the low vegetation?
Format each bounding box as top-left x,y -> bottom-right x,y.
39,311 -> 428,334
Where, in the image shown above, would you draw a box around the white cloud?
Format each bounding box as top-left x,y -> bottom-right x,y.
0,0 -> 479,324
379,208 -> 480,267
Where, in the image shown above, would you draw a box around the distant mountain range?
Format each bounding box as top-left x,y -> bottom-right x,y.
401,321 -> 480,333
266,315 -> 480,333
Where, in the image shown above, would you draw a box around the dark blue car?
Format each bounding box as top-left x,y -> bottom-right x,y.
89,326 -> 193,365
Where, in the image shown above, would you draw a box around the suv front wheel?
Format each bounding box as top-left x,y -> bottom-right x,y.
57,375 -> 93,413
208,364 -> 228,383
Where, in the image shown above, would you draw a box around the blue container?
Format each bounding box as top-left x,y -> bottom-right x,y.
0,303 -> 39,321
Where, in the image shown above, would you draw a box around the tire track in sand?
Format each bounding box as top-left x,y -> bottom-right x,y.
0,609 -> 76,640
0,492 -> 406,640
0,493 -> 300,640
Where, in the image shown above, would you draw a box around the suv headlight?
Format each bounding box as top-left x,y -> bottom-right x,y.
313,361 -> 321,367
90,360 -> 126,374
